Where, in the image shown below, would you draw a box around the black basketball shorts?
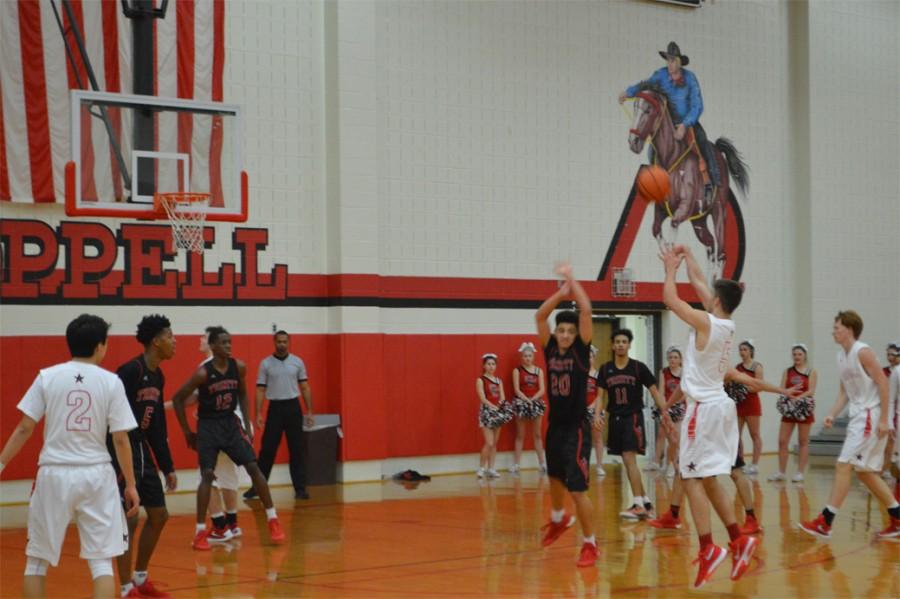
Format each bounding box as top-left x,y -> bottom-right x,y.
197,416 -> 257,472
607,412 -> 647,456
545,420 -> 592,492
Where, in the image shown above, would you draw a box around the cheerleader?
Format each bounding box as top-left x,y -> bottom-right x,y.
657,347 -> 685,477
585,346 -> 606,477
769,344 -> 817,483
736,340 -> 764,474
477,353 -> 511,478
511,342 -> 547,474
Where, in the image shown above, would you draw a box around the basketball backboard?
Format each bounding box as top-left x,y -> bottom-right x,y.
65,90 -> 247,221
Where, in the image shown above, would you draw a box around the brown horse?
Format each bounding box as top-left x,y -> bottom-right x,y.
627,83 -> 748,279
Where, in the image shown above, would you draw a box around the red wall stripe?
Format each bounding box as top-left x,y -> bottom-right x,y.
101,0 -> 124,201
208,0 -> 225,207
0,77 -> 9,201
62,0 -> 99,203
176,0 -> 194,186
0,332 -> 544,481
17,0 -> 55,203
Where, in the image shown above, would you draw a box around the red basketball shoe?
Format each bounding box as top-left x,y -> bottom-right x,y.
876,518 -> 900,539
191,529 -> 211,551
541,513 -> 576,547
692,544 -> 727,588
648,510 -> 682,529
740,515 -> 763,535
268,518 -> 286,544
799,515 -> 832,539
134,579 -> 172,598
576,542 -> 599,567
729,535 -> 759,580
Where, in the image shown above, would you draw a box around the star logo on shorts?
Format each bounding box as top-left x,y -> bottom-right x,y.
123,533 -> 128,543
856,454 -> 863,461
687,462 -> 697,471
75,374 -> 84,383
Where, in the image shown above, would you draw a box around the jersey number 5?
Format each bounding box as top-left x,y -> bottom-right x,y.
66,390 -> 92,432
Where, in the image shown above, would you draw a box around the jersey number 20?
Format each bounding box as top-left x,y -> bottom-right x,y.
550,373 -> 571,396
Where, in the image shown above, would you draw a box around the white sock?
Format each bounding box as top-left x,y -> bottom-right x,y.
121,583 -> 134,596
551,509 -> 565,523
825,504 -> 839,514
196,523 -> 207,533
265,507 -> 278,520
133,571 -> 148,585
583,535 -> 596,545
887,501 -> 900,509
211,511 -> 225,519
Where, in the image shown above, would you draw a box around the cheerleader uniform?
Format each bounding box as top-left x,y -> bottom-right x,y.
781,367 -> 814,424
735,362 -> 762,417
478,375 -> 512,429
662,367 -> 686,422
512,366 -> 546,419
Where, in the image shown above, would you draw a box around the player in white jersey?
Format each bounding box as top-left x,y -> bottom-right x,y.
799,311 -> 900,539
0,314 -> 140,599
660,245 -> 758,589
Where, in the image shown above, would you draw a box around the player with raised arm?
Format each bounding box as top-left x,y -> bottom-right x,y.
535,263 -> 598,567
660,245 -> 758,588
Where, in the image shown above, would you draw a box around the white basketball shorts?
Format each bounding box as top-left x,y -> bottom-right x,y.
27,464 -> 127,566
212,452 -> 250,491
679,395 -> 739,479
838,407 -> 888,472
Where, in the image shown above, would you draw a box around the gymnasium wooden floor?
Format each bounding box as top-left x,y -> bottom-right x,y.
1,455 -> 898,598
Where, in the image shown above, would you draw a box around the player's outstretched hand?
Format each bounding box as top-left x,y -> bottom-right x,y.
123,485 -> 140,518
165,472 -> 178,492
184,431 -> 198,451
304,414 -> 315,428
658,245 -> 683,273
823,415 -> 834,429
877,420 -> 889,439
554,261 -> 574,280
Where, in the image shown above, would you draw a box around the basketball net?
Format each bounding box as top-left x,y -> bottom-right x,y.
154,192 -> 210,253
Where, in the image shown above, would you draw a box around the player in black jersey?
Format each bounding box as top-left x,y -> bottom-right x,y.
597,328 -> 666,521
535,263 -> 598,568
172,326 -> 285,549
110,314 -> 177,599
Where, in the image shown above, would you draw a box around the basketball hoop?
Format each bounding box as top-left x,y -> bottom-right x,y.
612,267 -> 636,298
153,192 -> 210,253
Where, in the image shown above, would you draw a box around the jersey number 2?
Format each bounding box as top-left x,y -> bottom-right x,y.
66,390 -> 92,431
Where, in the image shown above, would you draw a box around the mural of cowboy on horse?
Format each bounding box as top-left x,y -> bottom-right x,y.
619,42 -> 749,280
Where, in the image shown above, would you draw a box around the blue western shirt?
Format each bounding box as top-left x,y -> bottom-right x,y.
626,67 -> 704,127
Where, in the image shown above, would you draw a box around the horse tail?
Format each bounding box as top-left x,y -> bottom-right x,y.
715,137 -> 749,199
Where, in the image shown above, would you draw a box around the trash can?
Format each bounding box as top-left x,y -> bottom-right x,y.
303,414 -> 341,486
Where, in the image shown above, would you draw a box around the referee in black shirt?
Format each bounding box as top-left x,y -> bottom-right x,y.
244,331 -> 314,500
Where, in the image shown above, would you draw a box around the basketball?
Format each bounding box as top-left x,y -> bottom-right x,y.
636,165 -> 670,202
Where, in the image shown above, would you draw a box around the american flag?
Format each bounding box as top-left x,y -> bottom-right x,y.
0,0 -> 225,204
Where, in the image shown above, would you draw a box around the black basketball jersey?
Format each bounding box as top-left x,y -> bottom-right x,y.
197,358 -> 241,419
543,336 -> 591,426
110,354 -> 174,474
598,358 -> 656,416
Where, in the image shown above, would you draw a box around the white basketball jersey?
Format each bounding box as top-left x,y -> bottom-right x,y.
890,366 -> 899,430
682,313 -> 735,403
837,341 -> 880,417
17,361 -> 137,466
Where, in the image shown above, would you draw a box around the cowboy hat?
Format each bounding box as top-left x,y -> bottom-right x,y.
659,41 -> 689,66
